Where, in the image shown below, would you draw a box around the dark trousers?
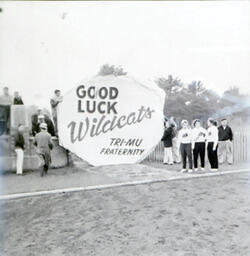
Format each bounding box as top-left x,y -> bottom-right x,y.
207,142 -> 218,169
193,142 -> 205,168
180,143 -> 193,169
39,154 -> 49,177
40,164 -> 48,177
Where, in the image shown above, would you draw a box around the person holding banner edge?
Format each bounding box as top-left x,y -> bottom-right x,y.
161,119 -> 174,165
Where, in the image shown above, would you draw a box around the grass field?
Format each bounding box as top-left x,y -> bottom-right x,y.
0,172 -> 250,256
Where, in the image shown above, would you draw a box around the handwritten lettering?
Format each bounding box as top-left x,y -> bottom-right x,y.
68,106 -> 155,143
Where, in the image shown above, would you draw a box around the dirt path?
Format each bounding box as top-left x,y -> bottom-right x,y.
1,173 -> 250,256
1,161 -> 249,196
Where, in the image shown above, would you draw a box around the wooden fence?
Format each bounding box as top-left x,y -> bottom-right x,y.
146,131 -> 250,163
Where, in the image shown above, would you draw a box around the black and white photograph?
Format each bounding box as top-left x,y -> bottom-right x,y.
0,1 -> 250,255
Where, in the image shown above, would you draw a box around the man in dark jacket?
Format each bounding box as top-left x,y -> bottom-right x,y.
13,91 -> 24,105
32,112 -> 55,137
218,118 -> 233,164
161,120 -> 174,165
34,123 -> 53,177
31,108 -> 43,136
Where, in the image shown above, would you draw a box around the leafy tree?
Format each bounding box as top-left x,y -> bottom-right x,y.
98,64 -> 127,76
155,75 -> 185,119
187,81 -> 205,96
156,75 -> 222,124
156,75 -> 183,97
220,86 -> 239,105
217,86 -> 250,124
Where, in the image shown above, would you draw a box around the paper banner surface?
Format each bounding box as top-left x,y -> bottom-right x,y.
58,75 -> 165,166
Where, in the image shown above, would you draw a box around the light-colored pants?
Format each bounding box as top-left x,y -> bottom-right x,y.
218,140 -> 233,164
15,148 -> 24,174
53,115 -> 58,135
163,147 -> 173,164
172,137 -> 181,163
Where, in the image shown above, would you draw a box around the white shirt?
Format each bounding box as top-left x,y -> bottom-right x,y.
207,126 -> 218,144
177,128 -> 194,147
0,94 -> 13,105
192,127 -> 207,143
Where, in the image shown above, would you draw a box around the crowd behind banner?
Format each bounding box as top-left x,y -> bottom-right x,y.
161,116 -> 233,172
0,87 -> 62,177
1,85 -> 233,176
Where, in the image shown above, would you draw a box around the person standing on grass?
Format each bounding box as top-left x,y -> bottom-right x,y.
177,120 -> 194,173
170,116 -> 181,163
34,123 -> 53,177
192,119 -> 207,172
161,119 -> 174,165
14,124 -> 25,175
206,118 -> 219,171
218,118 -> 233,165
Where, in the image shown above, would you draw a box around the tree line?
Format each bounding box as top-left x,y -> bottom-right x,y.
98,64 -> 250,128
29,64 -> 250,129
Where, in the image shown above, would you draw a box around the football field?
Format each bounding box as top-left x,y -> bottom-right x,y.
0,172 -> 250,256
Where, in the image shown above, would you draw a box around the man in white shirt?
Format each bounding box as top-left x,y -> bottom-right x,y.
0,87 -> 13,105
50,89 -> 63,136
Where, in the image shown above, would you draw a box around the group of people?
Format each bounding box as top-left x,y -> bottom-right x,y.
0,86 -> 24,106
17,89 -> 62,176
30,89 -> 62,177
14,122 -> 54,177
31,89 -> 63,137
0,87 -> 24,135
31,108 -> 56,137
161,117 -> 233,173
0,85 -> 235,177
0,86 -> 63,177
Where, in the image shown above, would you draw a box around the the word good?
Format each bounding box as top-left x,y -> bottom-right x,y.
76,85 -> 119,114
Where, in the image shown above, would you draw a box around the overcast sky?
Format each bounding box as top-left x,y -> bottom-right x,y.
0,1 -> 249,109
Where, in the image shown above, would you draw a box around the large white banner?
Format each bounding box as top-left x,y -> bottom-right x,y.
58,75 -> 165,166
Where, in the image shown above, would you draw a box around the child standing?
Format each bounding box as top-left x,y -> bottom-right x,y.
207,118 -> 219,171
177,120 -> 194,173
161,120 -> 174,165
192,119 -> 207,171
